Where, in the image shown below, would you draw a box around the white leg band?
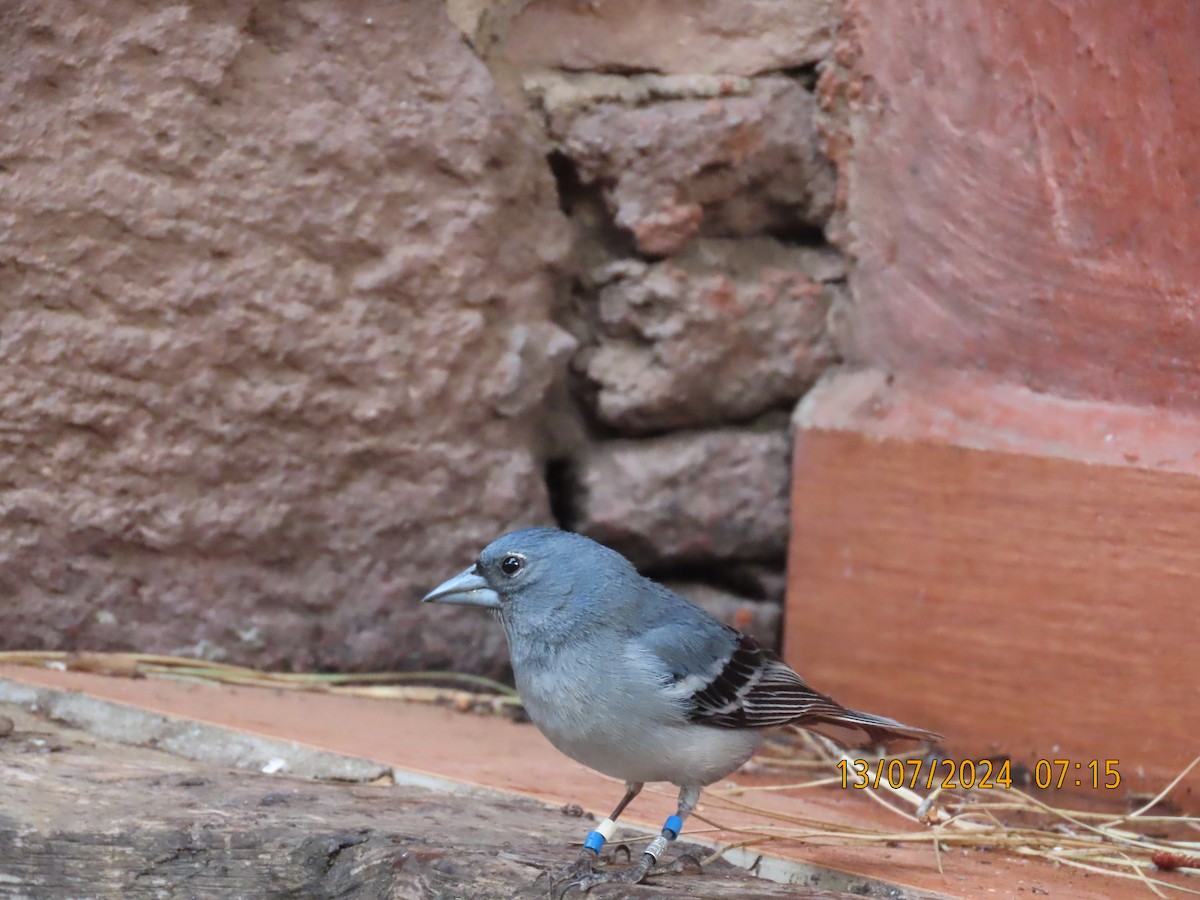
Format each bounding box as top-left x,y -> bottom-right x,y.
595,817 -> 617,841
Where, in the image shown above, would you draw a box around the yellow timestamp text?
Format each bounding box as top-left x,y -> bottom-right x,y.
837,757 -> 1122,791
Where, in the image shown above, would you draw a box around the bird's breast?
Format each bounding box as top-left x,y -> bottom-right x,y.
507,636 -> 758,785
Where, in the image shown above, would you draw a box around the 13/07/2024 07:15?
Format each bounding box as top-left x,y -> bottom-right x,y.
838,758 -> 1122,791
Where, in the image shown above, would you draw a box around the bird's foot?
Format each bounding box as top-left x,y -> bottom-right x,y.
650,851 -> 704,876
549,847 -> 600,888
603,843 -> 634,864
553,855 -> 651,897
553,849 -> 702,896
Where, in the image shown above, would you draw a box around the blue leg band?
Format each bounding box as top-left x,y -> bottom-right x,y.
583,830 -> 606,853
662,815 -> 684,840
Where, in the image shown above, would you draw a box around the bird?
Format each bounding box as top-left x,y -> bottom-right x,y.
422,527 -> 940,897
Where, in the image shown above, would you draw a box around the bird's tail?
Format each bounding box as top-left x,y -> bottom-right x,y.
804,705 -> 941,749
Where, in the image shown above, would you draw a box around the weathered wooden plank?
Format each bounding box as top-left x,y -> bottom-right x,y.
0,704 -> 864,899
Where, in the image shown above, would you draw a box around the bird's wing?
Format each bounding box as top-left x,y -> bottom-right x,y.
653,628 -> 940,744
631,586 -> 939,745
636,615 -> 832,728
684,631 -> 839,728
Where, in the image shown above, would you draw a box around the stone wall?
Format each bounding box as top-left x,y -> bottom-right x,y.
0,0 -> 844,676
482,1 -> 846,653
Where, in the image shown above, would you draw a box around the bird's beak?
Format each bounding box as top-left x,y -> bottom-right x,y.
421,566 -> 501,609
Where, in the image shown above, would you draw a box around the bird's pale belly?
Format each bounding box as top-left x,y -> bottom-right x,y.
515,665 -> 760,787
543,717 -> 759,786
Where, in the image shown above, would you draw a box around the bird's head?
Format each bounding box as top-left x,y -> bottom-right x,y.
421,527 -> 636,629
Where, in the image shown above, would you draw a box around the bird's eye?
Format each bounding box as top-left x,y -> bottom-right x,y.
500,555 -> 524,576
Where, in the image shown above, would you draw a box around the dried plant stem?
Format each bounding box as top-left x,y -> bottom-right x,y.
0,650 -> 521,708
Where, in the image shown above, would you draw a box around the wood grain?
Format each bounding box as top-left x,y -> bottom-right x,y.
0,702 -> 831,900
785,428 -> 1200,807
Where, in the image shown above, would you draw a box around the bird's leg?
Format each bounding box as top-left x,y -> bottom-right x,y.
552,782 -> 642,887
556,786 -> 702,897
646,785 -> 705,876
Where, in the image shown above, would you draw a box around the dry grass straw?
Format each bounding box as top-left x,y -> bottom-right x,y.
0,649 -> 521,715
694,727 -> 1200,897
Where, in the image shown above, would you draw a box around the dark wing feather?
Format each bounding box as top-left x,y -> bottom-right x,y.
687,632 -> 940,746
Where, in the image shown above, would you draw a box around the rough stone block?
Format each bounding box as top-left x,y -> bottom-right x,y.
0,0 -> 570,675
727,563 -> 789,606
546,76 -> 836,255
501,0 -> 839,77
579,239 -> 844,433
571,429 -> 791,568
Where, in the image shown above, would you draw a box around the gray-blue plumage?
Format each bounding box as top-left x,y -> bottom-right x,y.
422,527 -> 939,894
